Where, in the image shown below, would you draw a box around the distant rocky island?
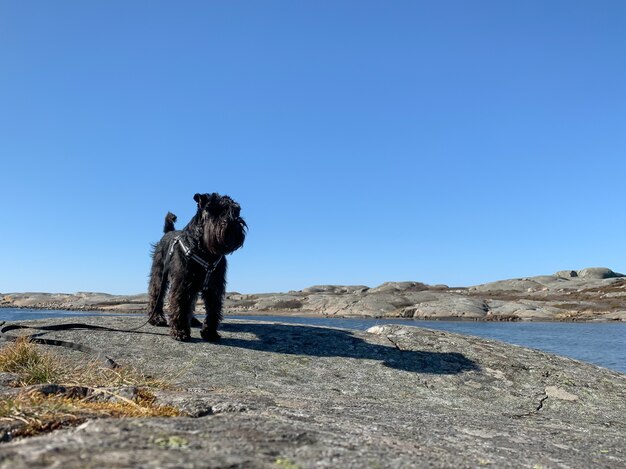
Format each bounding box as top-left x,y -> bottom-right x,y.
2,267 -> 625,321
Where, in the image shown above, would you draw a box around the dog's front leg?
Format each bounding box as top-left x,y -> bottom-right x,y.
200,260 -> 227,342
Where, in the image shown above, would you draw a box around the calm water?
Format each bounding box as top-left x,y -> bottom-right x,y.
1,309 -> 624,374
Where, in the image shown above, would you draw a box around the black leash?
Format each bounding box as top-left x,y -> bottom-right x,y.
0,320 -> 154,369
0,236 -> 222,368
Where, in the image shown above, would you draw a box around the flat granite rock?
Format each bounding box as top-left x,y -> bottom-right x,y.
0,316 -> 624,468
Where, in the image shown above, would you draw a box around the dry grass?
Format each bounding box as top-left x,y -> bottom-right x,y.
0,391 -> 181,439
0,338 -> 65,386
0,337 -> 168,388
0,338 -> 181,440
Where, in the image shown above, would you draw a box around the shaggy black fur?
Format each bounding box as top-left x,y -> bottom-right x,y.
147,193 -> 246,341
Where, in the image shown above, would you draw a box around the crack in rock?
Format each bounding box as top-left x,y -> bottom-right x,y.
385,335 -> 404,352
536,394 -> 549,411
511,394 -> 549,419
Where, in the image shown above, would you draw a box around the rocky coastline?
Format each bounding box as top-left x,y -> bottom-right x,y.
2,267 -> 625,322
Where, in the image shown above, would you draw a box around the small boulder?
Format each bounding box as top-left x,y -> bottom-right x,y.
369,282 -> 429,294
577,267 -> 623,279
555,270 -> 578,279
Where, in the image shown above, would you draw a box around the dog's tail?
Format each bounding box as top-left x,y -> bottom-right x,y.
163,212 -> 177,233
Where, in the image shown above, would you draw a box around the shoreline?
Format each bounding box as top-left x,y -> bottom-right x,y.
1,304 -> 623,323
3,267 -> 626,323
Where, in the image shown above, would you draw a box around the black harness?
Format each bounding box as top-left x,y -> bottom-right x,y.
150,236 -> 223,316
168,236 -> 223,291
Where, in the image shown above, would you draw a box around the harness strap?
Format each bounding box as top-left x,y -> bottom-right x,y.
171,237 -> 223,291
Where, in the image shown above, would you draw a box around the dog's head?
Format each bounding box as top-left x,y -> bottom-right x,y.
193,192 -> 247,255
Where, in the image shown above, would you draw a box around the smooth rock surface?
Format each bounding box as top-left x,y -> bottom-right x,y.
0,316 -> 624,468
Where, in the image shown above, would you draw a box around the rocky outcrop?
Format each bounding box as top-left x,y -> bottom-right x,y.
233,267 -> 626,321
2,267 -> 626,321
0,292 -> 148,312
0,316 -> 624,468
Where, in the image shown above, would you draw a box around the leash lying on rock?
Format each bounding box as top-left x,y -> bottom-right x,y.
0,319 -> 152,369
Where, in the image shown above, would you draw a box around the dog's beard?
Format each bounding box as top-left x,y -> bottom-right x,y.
203,218 -> 246,255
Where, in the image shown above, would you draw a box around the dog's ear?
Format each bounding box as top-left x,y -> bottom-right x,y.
193,193 -> 209,208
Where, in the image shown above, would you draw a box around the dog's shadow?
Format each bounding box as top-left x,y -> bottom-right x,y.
217,322 -> 478,375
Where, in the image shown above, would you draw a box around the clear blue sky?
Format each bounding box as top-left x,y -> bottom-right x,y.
1,1 -> 625,295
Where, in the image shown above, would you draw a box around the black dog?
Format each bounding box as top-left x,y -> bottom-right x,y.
147,193 -> 246,341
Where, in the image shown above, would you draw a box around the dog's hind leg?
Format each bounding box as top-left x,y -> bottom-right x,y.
167,267 -> 193,341
200,259 -> 227,342
147,245 -> 169,327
